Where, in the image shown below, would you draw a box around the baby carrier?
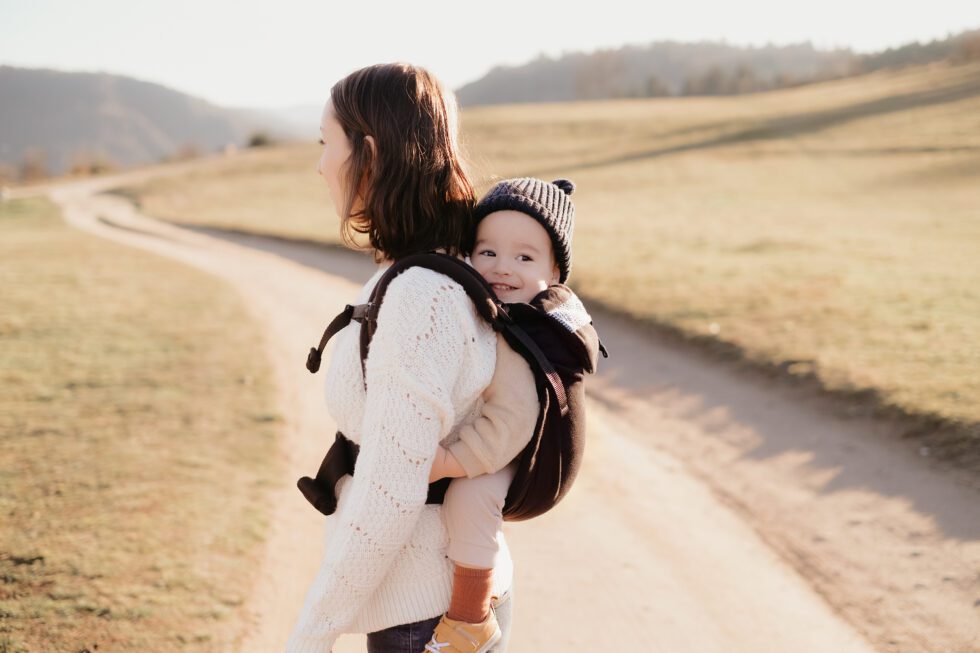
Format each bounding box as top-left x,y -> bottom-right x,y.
298,251 -> 607,522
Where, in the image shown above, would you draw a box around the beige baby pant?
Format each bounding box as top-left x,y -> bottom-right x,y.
442,461 -> 517,569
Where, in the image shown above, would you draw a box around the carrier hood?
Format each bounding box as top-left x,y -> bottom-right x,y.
505,284 -> 605,374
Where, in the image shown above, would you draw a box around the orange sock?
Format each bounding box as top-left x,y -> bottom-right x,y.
447,564 -> 493,623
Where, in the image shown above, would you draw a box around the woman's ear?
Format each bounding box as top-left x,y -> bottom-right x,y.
358,134 -> 377,197
364,134 -> 377,161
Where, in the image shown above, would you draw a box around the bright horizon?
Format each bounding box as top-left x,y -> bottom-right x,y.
1,0 -> 978,109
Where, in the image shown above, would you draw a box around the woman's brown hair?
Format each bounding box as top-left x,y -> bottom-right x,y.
330,63 -> 476,261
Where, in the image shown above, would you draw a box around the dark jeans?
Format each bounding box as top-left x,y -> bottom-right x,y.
366,588 -> 513,652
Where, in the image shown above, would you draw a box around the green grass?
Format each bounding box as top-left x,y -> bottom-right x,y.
0,198 -> 282,652
113,60 -> 980,457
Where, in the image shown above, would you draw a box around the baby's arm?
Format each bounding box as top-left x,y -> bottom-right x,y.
429,332 -> 539,483
429,445 -> 467,482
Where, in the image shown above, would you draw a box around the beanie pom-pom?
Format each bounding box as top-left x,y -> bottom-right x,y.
552,179 -> 575,196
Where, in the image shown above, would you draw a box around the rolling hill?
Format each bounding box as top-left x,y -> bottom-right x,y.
0,66 -> 297,177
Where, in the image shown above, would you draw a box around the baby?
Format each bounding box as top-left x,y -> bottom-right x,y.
424,177 -> 577,653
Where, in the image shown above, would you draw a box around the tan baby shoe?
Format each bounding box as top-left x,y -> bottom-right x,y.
422,604 -> 501,653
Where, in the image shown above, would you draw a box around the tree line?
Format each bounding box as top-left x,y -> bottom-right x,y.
458,28 -> 980,105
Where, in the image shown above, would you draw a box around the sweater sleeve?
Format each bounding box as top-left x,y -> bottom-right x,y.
447,333 -> 539,478
285,270 -> 475,652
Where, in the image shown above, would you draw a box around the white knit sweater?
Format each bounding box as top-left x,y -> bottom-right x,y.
286,264 -> 514,652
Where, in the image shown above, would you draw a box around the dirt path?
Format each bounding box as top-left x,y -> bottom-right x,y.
37,175 -> 980,653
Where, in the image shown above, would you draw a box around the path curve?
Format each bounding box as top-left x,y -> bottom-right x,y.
38,174 -> 980,653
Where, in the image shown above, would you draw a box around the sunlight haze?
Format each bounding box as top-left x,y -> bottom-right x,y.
1,0 -> 978,108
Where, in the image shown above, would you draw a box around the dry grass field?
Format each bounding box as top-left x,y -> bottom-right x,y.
115,61 -> 980,454
0,198 -> 281,652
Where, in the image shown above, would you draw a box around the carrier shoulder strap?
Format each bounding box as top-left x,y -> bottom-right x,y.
305,253 -> 498,375
305,252 -> 568,415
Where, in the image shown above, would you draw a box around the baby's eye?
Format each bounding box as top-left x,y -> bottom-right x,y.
477,249 -> 496,257
518,254 -> 533,262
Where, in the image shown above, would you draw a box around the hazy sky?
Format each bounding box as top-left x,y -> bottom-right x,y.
2,0 -> 978,109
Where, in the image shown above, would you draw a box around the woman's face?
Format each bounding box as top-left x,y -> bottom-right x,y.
317,101 -> 354,218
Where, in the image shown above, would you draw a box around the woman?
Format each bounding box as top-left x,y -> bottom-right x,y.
286,63 -> 514,652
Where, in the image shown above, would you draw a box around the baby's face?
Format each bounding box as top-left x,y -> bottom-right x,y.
471,210 -> 560,304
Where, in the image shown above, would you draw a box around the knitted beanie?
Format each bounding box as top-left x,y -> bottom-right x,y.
473,177 -> 576,283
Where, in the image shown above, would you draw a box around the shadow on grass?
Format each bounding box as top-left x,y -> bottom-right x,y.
586,295 -> 980,542
97,215 -> 182,243
178,225 -> 378,282
526,77 -> 980,176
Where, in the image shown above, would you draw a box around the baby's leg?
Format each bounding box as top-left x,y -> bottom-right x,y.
442,462 -> 516,623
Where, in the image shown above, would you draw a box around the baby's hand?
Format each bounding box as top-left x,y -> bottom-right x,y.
428,446 -> 466,483
428,454 -> 444,483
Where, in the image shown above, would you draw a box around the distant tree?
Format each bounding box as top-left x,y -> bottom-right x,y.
175,144 -> 200,161
645,75 -> 670,97
69,151 -> 117,176
773,71 -> 799,89
732,65 -> 765,94
247,131 -> 275,147
575,49 -> 629,99
951,31 -> 980,62
855,29 -> 980,72
683,66 -> 728,96
0,163 -> 15,186
20,149 -> 48,182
